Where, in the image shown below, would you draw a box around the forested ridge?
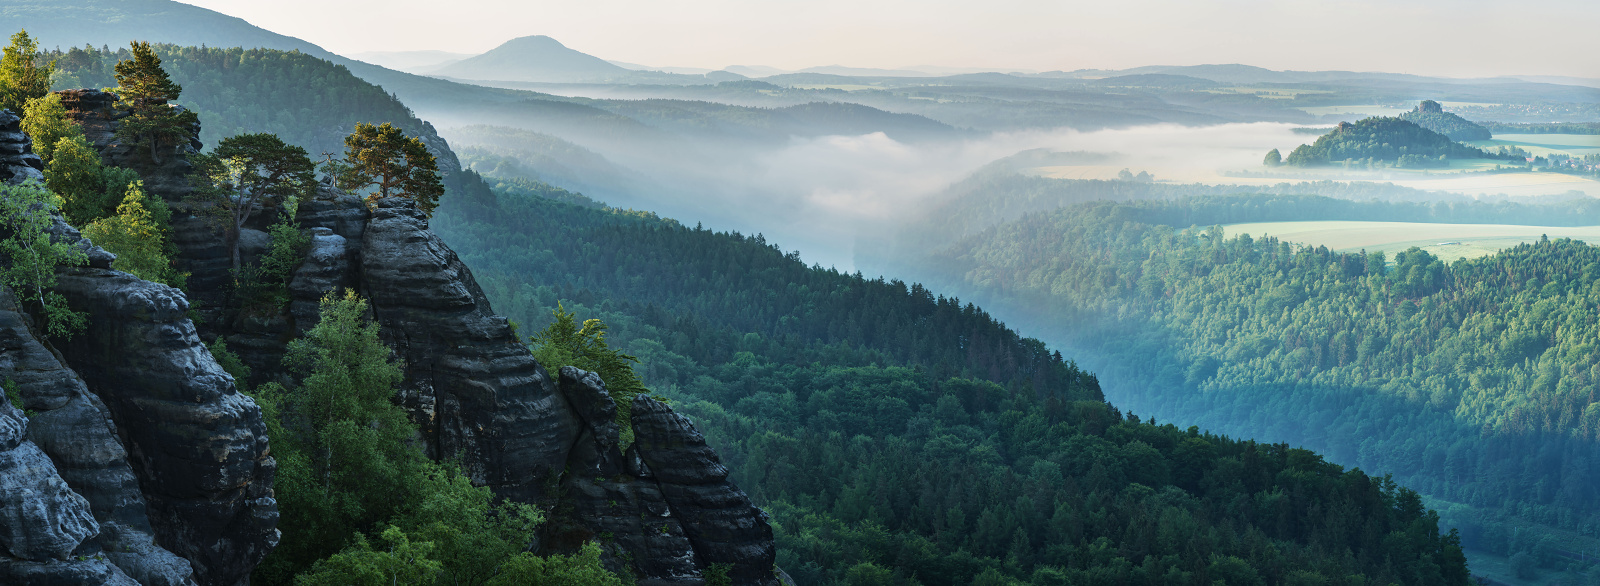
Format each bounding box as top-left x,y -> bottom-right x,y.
896,195 -> 1600,576
432,179 -> 1472,585
49,44 -> 433,161
6,35 -> 1479,584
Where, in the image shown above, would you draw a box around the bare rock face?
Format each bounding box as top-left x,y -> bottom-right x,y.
633,398 -> 778,585
357,197 -> 583,502
0,288 -> 197,586
0,109 -> 44,184
49,269 -> 277,586
548,368 -> 778,586
0,401 -> 99,563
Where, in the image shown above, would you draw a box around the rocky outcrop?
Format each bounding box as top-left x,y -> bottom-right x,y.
56,89 -> 228,318
633,398 -> 777,585
0,287 -> 197,586
49,266 -> 278,586
0,109 -> 44,184
33,87 -> 776,585
549,368 -> 779,586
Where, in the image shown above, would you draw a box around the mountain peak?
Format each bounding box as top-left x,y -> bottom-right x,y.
429,34 -> 628,82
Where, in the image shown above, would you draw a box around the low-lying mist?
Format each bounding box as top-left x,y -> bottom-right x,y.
446,122 -> 1316,271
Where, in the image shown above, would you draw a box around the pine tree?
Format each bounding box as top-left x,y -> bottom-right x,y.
188,132 -> 314,274
112,41 -> 198,163
0,29 -> 53,116
528,304 -> 648,446
338,122 -> 444,216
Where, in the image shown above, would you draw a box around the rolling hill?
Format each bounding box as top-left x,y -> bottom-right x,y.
427,35 -> 633,83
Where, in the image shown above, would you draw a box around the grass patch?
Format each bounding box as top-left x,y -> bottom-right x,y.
1224,220 -> 1600,262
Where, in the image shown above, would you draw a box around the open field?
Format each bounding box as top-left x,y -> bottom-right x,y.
1468,133 -> 1600,157
1223,220 -> 1600,262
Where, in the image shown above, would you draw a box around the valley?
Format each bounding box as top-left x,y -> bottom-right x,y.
0,0 -> 1598,585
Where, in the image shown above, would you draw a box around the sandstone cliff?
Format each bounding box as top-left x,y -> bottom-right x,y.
0,90 -> 781,585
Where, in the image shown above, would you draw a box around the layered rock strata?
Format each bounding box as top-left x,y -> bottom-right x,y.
31,89 -> 779,584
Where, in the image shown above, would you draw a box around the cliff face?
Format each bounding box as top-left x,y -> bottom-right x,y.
20,92 -> 782,584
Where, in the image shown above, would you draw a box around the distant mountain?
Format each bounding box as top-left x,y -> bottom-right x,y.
797,65 -> 931,77
349,50 -> 474,73
427,35 -> 632,83
722,65 -> 789,77
1091,73 -> 1219,88
1399,100 -> 1492,140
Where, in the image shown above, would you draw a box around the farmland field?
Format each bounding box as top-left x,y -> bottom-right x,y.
1467,133 -> 1600,157
1224,220 -> 1600,262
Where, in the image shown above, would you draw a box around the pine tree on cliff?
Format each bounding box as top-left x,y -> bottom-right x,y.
189,132 -> 316,275
112,41 -> 198,164
337,122 -> 444,216
0,29 -> 53,116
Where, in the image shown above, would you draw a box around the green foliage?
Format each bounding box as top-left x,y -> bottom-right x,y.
1262,148 -> 1281,167
232,218 -> 309,311
485,543 -> 622,586
0,29 -> 53,116
899,194 -> 1600,570
111,41 -> 199,163
294,527 -> 442,586
258,290 -> 422,580
3,378 -> 24,414
189,131 -> 315,275
43,135 -> 140,226
339,122 -> 443,216
82,181 -> 184,287
1284,117 -> 1505,166
430,175 -> 1465,585
19,93 -> 84,166
529,304 -> 647,447
0,182 -> 87,338
46,45 -> 436,161
207,339 -> 252,389
252,291 -> 618,585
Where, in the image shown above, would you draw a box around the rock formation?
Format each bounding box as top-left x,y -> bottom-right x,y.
0,91 -> 781,585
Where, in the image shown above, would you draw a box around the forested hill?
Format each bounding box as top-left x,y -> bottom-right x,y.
893,195 -> 1600,575
48,44 -> 449,168
1398,100 -> 1492,141
1285,117 -> 1505,166
431,178 -> 1471,585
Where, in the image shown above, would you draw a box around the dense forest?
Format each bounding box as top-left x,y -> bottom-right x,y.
48,44 -> 437,162
6,34 -> 1483,584
1397,101 -> 1491,141
893,194 -> 1600,580
1283,117 -> 1506,167
432,178 -> 1472,584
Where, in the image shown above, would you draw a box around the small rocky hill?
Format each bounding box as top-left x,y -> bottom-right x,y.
1398,100 -> 1493,140
0,91 -> 781,585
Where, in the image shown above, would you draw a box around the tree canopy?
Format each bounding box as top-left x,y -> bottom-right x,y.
338,122 -> 443,216
112,41 -> 198,163
189,132 -> 315,274
0,29 -> 52,116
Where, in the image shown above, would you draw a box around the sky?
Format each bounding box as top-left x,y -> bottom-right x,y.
171,0 -> 1598,79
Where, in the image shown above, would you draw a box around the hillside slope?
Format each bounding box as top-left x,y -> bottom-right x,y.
429,35 -> 631,82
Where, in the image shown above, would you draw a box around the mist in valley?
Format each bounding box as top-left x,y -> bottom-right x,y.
443,120 -> 1318,270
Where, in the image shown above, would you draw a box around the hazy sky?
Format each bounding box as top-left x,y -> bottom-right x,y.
173,0 -> 1595,78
